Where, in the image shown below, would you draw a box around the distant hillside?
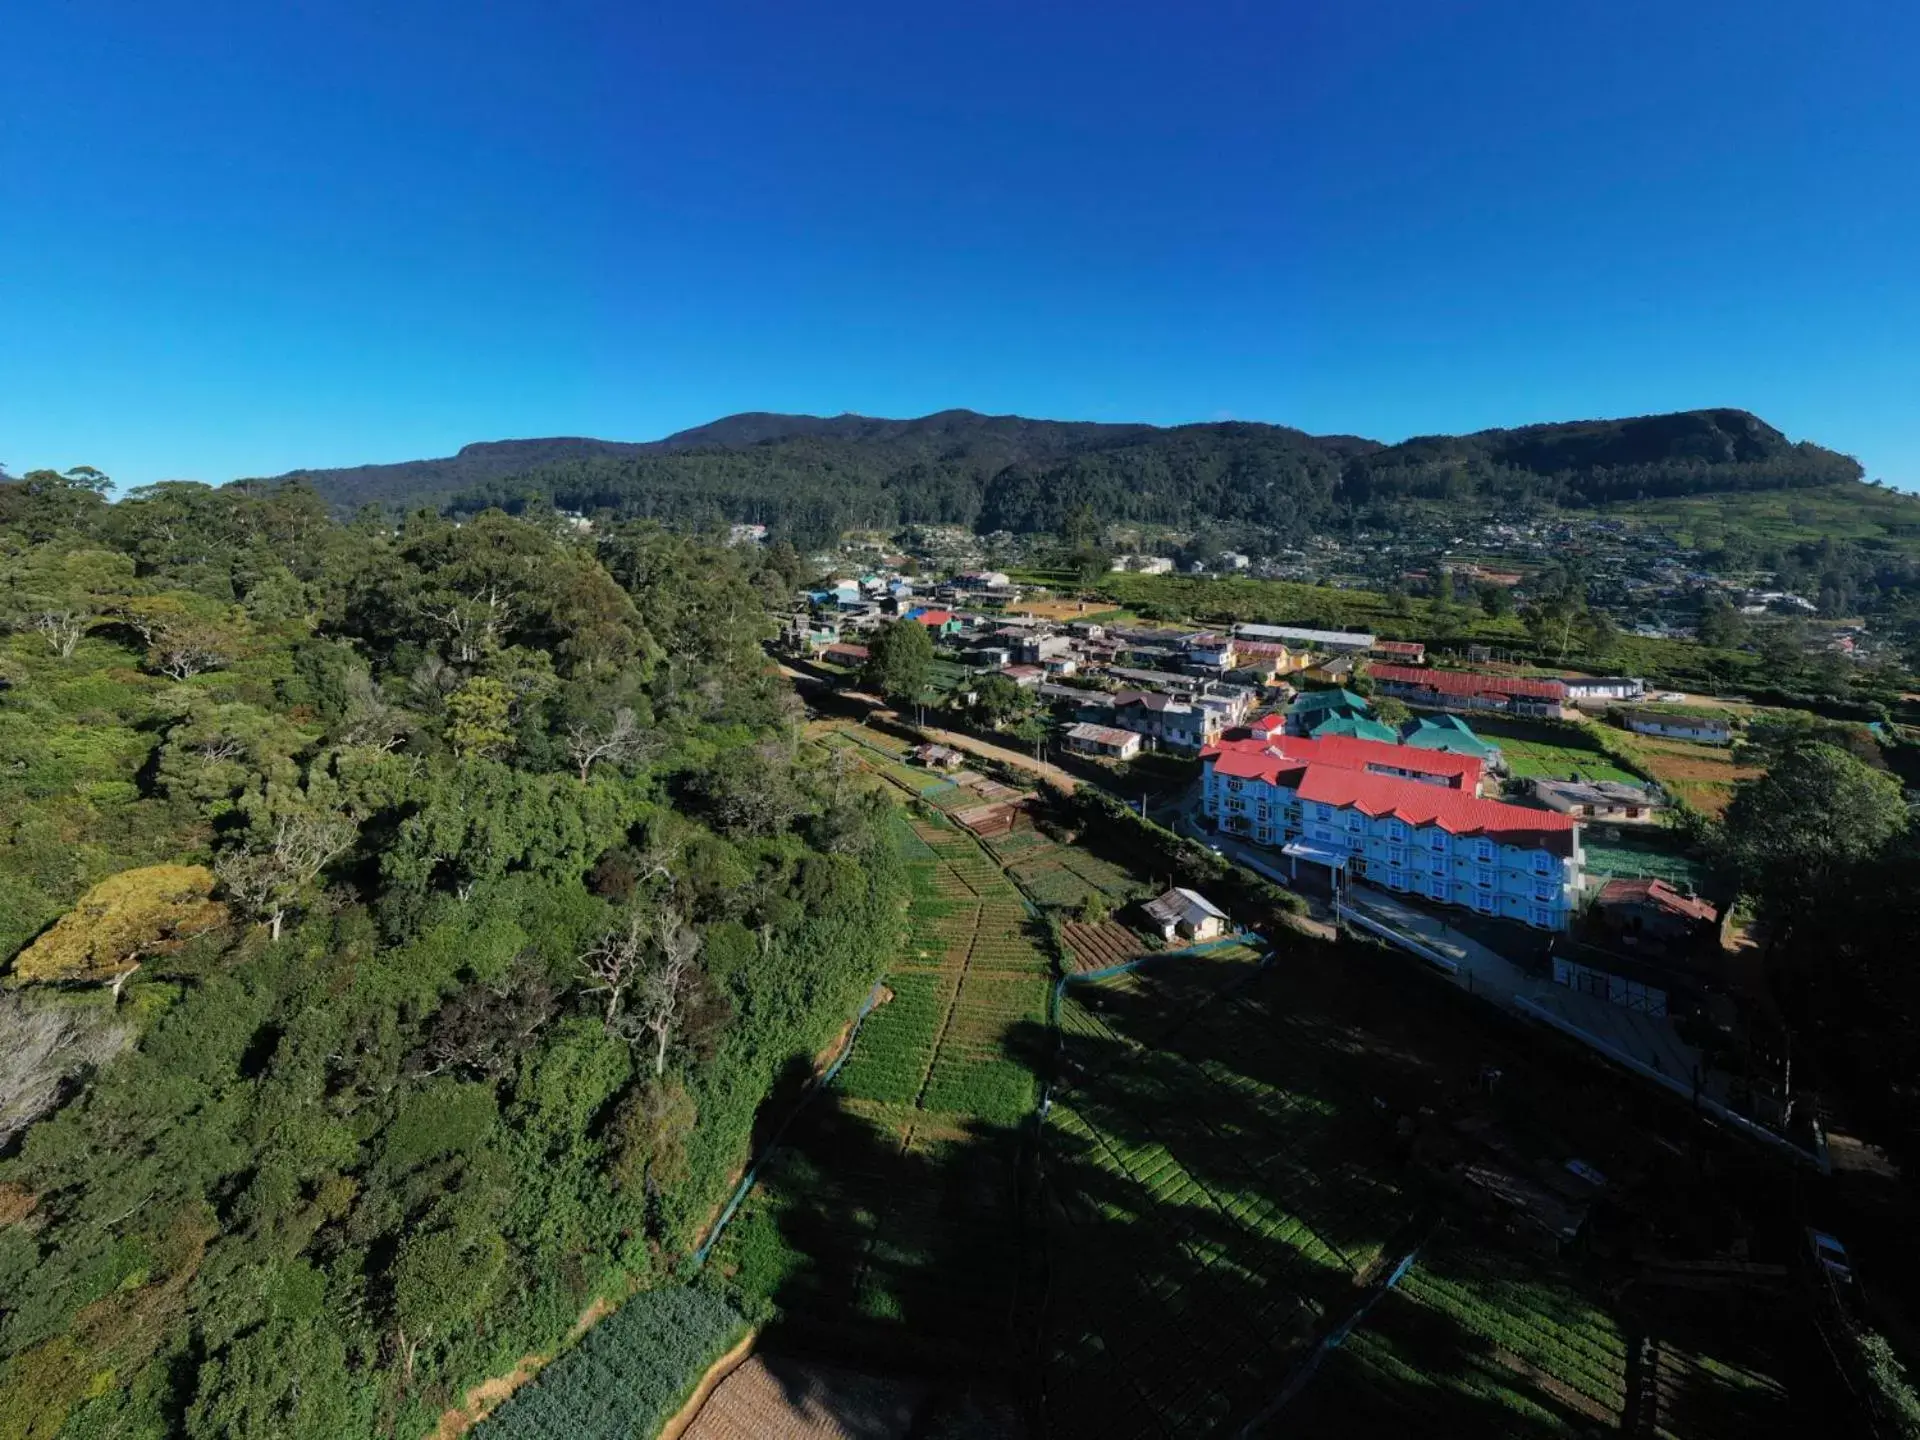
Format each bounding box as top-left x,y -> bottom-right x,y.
275,437 -> 653,511
280,406 -> 1865,546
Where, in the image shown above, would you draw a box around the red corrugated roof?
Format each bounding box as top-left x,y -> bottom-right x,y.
1209,747 -> 1311,785
1205,732 -> 1480,788
1292,766 -> 1576,853
1371,663 -> 1567,701
1598,877 -> 1717,922
914,610 -> 956,625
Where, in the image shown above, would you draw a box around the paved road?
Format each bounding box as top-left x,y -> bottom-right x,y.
1339,885 -> 1735,1107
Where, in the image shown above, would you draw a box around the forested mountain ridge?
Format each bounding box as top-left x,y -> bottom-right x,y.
0,469 -> 903,1438
280,406 -> 1866,547
277,409 -> 1154,514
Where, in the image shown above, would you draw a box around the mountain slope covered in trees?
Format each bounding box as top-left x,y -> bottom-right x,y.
280,407 -> 1867,547
0,471 -> 902,1438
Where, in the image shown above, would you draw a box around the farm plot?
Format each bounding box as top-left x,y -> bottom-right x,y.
814,723 -> 935,792
1623,735 -> 1763,818
709,786 -> 1052,1369
837,974 -> 945,1106
1580,832 -> 1708,890
1061,919 -> 1148,973
481,1287 -> 746,1440
1494,735 -> 1641,785
1285,1239 -> 1804,1440
1003,839 -> 1142,911
1042,946 -> 1421,1437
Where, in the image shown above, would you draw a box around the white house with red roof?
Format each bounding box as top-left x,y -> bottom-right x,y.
1199,733 -> 1582,929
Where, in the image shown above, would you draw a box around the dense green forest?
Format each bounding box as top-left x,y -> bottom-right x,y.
279,407 -> 1868,550
0,470 -> 906,1438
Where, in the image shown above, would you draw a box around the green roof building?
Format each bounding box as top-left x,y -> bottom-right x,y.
1289,687 -> 1370,715
1401,713 -> 1502,763
1287,687 -> 1372,735
1307,714 -> 1401,745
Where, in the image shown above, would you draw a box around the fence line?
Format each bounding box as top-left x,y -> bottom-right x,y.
1334,903 -> 1461,975
689,979 -> 889,1268
1233,1244 -> 1424,1437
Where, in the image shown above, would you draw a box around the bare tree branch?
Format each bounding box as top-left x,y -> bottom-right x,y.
565,706 -> 647,782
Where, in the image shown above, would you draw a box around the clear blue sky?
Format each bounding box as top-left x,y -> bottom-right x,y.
4,0 -> 1916,488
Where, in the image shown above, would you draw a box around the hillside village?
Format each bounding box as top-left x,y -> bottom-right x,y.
776,545 -> 1917,1172
861,503 -> 1910,665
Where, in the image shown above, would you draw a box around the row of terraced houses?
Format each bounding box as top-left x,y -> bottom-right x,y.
1199,728 -> 1583,930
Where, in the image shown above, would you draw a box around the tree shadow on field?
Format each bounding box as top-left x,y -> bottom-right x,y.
1014,939 -> 1834,1438
720,1089 -> 1033,1433
712,937 -> 1834,1438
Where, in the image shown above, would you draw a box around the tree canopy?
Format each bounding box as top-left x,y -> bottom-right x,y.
862,618 -> 934,703
0,478 -> 906,1439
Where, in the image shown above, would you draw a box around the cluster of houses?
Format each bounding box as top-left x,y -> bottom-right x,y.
790,574 -> 1737,770
791,572 -> 1722,963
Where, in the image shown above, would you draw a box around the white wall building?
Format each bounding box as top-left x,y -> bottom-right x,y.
1112,691 -> 1221,751
1623,711 -> 1732,744
1562,676 -> 1645,703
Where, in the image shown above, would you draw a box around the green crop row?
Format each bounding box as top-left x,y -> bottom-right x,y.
921,1054 -> 1038,1126
480,1286 -> 745,1440
837,974 -> 947,1105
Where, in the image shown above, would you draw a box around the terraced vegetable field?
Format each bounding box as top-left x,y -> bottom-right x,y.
1494,735 -> 1642,785
743,721 -> 1825,1437
1620,734 -> 1764,818
1042,942 -> 1821,1439
1043,942 -> 1420,1437
1060,919 -> 1148,972
1285,1241 -> 1804,1439
710,796 -> 1054,1368
815,722 -> 947,794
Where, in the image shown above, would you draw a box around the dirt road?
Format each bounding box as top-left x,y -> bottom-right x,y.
779,663 -> 1077,793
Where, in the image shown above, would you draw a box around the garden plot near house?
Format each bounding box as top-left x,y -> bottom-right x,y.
815,723 -> 940,793
1580,831 -> 1709,891
1492,735 -> 1642,785
1621,734 -> 1763,818
1060,919 -> 1148,972
996,833 -> 1142,913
